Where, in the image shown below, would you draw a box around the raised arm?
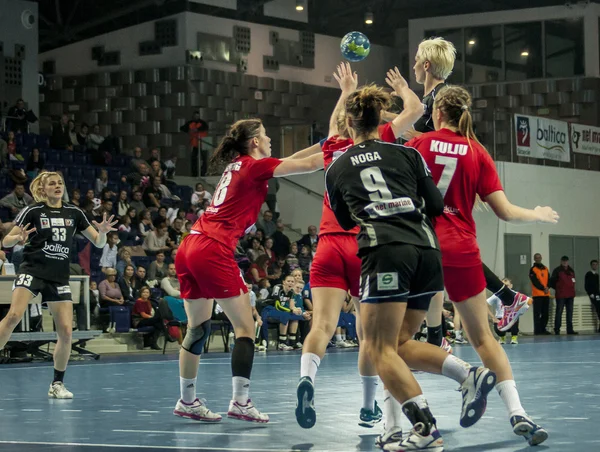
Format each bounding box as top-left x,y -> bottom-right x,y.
281,143 -> 322,161
2,223 -> 35,248
81,213 -> 118,248
273,153 -> 324,177
328,62 -> 358,138
385,68 -> 423,139
484,191 -> 559,225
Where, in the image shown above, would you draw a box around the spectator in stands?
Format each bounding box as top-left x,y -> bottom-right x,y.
143,222 -> 171,255
298,225 -> 319,250
530,253 -> 551,335
138,210 -> 155,237
265,178 -> 280,220
255,229 -> 264,244
6,131 -> 24,161
148,251 -> 167,281
116,190 -> 130,218
286,242 -> 300,271
257,210 -> 276,238
143,176 -> 164,209
167,207 -> 186,227
83,189 -> 98,209
168,218 -> 185,247
122,163 -> 151,190
132,286 -> 162,350
257,279 -> 271,299
117,214 -> 139,243
126,207 -> 139,227
150,160 -> 166,185
87,124 -> 105,151
25,147 -> 44,179
191,183 -> 212,211
180,111 -> 209,177
263,237 -> 275,262
271,219 -> 290,259
271,257 -> 290,284
99,232 -> 119,274
0,184 -> 33,219
161,263 -> 183,302
585,259 -> 600,332
118,264 -> 138,305
129,190 -> 146,214
128,146 -> 143,170
298,244 -> 312,275
116,246 -> 137,275
549,256 -> 577,335
153,206 -> 170,228
77,123 -> 89,148
247,254 -> 270,285
164,153 -> 177,179
51,114 -> 71,150
147,148 -> 166,171
196,199 -> 210,218
98,268 -> 125,308
67,120 -> 79,149
7,99 -> 30,133
71,188 -> 81,207
247,237 -> 265,263
95,169 -> 109,195
136,266 -> 149,287
93,199 -> 114,221
0,136 -> 7,168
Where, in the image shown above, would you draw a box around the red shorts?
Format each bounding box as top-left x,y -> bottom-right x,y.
175,233 -> 247,300
310,234 -> 360,297
443,264 -> 486,302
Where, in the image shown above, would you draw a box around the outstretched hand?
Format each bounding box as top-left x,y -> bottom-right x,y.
534,206 -> 559,224
333,62 -> 358,94
18,223 -> 36,242
92,213 -> 119,234
385,66 -> 408,93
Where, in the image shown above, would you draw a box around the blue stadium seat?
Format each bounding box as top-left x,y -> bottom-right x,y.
63,152 -> 74,165
69,167 -> 83,178
73,153 -> 87,165
47,150 -> 60,163
82,168 -> 95,181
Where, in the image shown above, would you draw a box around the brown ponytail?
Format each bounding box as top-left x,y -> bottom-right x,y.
209,119 -> 262,174
345,84 -> 391,138
434,85 -> 482,150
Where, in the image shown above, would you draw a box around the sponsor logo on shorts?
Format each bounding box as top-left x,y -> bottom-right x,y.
377,272 -> 398,291
51,218 -> 65,226
40,218 -> 50,229
57,285 -> 71,295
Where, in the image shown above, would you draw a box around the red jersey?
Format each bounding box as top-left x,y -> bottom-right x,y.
320,123 -> 396,236
192,155 -> 282,251
406,128 -> 503,267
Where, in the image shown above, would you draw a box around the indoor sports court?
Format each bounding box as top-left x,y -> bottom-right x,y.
0,339 -> 598,452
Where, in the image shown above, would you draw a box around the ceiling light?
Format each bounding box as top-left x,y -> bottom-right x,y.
521,51 -> 529,57
365,11 -> 374,25
295,0 -> 304,11
468,39 -> 476,45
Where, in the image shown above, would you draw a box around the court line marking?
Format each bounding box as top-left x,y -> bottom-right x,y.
0,441 -> 305,451
61,409 -> 82,412
114,428 -> 269,437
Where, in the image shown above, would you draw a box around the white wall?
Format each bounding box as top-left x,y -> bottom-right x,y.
39,13 -> 187,76
408,3 -> 600,85
0,0 -> 39,131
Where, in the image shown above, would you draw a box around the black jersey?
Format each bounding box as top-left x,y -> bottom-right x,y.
413,82 -> 446,134
325,140 -> 441,254
15,202 -> 92,284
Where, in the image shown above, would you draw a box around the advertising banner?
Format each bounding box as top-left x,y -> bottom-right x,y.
514,114 -> 570,162
570,123 -> 600,156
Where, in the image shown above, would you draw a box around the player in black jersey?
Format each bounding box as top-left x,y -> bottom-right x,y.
0,172 -> 117,399
325,85 -> 496,452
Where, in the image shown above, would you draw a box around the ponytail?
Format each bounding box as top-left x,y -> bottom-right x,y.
30,171 -> 61,203
435,85 -> 483,150
345,84 -> 391,138
209,119 -> 262,174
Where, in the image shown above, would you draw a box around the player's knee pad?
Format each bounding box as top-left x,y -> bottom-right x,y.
182,319 -> 211,355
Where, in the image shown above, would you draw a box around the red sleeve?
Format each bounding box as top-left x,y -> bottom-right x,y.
378,123 -> 396,143
133,300 -> 143,316
477,150 -> 504,198
251,157 -> 282,181
322,135 -> 339,152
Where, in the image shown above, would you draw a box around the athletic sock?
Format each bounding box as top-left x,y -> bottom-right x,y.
441,355 -> 471,384
403,394 -> 429,410
335,334 -> 342,342
232,376 -> 250,404
496,286 -> 518,306
496,380 -> 527,418
180,377 -> 197,404
383,389 -> 403,431
426,324 -> 443,347
288,335 -> 297,346
300,353 -> 320,383
341,333 -> 347,341
361,375 -> 379,411
279,335 -> 287,345
53,369 -> 65,384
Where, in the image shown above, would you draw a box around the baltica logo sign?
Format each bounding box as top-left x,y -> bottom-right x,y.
515,114 -> 570,163
517,117 -> 530,147
536,122 -> 567,153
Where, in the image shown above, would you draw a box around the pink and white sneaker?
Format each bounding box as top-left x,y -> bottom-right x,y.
440,337 -> 453,354
227,399 -> 269,423
173,398 -> 222,422
497,293 -> 531,332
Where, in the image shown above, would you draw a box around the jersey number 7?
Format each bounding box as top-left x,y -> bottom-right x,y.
435,156 -> 458,198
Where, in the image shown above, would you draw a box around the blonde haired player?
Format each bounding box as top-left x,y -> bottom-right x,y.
0,172 -> 117,398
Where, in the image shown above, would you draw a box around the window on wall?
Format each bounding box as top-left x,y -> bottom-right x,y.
465,26 -> 503,83
423,29 -> 464,84
504,22 -> 543,80
545,19 -> 584,78
549,235 -> 599,296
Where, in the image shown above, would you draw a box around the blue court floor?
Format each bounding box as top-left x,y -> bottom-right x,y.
0,335 -> 599,452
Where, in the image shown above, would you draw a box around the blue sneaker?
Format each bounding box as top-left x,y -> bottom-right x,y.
295,376 -> 316,429
359,400 -> 383,428
511,414 -> 548,446
459,367 -> 497,428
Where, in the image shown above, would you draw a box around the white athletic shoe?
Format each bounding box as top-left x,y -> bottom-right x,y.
227,399 -> 269,423
459,367 -> 497,428
173,398 -> 222,422
335,340 -> 353,348
376,427 -> 404,449
278,343 -> 293,351
383,423 -> 444,451
48,382 -> 73,399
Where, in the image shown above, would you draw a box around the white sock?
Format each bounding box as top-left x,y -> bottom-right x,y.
496,380 -> 526,418
335,334 -> 342,342
403,394 -> 428,410
180,377 -> 197,404
232,376 -> 250,404
383,389 -> 403,431
300,353 -> 320,383
441,355 -> 471,384
455,330 -> 463,340
341,333 -> 346,341
361,375 -> 379,411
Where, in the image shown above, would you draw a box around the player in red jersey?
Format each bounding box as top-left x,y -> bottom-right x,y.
407,85 -> 557,446
174,119 -> 323,424
295,63 -> 426,430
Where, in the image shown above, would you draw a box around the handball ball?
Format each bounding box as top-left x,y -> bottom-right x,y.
340,31 -> 371,62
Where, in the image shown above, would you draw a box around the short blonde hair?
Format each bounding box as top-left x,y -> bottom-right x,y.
416,37 -> 456,81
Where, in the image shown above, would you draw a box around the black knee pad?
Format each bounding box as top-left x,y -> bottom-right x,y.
182,319 -> 211,355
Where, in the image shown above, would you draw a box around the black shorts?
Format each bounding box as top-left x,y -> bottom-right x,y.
12,274 -> 72,303
359,244 -> 443,310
